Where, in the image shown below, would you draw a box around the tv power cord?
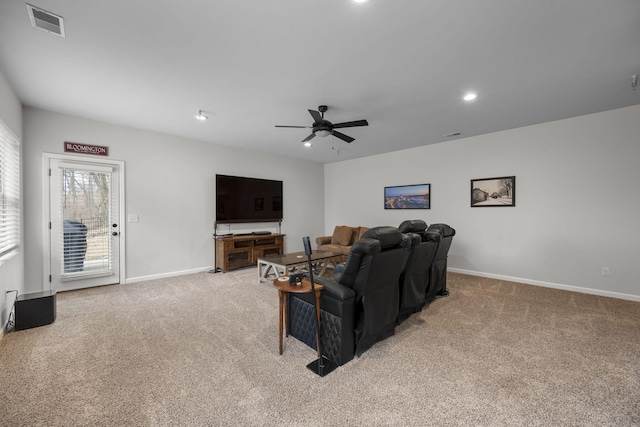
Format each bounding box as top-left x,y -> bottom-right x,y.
5,290 -> 18,333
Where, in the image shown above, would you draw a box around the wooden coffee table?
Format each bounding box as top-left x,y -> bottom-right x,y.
258,250 -> 341,281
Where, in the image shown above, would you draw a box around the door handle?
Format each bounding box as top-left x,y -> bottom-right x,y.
112,231 -> 119,236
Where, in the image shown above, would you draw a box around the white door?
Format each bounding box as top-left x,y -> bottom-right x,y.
48,158 -> 122,291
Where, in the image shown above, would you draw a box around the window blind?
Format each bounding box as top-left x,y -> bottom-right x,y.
0,118 -> 20,260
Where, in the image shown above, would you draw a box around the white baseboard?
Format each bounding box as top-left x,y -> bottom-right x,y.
125,266 -> 213,284
448,268 -> 640,302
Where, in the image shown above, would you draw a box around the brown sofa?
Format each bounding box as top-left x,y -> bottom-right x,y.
316,225 -> 370,256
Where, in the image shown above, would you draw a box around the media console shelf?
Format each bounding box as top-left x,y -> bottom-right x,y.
215,234 -> 285,273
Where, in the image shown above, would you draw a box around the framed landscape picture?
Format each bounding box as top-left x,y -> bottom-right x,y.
471,176 -> 515,207
254,197 -> 264,211
384,183 -> 430,209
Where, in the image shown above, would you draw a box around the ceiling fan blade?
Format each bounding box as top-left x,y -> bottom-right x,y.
331,119 -> 369,129
275,125 -> 311,128
301,133 -> 316,142
331,131 -> 355,143
308,109 -> 323,123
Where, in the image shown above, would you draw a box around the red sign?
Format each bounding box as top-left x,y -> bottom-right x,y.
64,142 -> 108,156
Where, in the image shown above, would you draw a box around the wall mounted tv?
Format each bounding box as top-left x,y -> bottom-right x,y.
216,174 -> 283,223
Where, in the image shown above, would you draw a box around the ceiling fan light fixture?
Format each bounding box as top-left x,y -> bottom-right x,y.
276,105 -> 368,144
195,110 -> 208,120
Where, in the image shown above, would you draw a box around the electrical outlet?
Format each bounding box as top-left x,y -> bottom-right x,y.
601,267 -> 610,277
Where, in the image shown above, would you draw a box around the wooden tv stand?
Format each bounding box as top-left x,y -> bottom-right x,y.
215,234 -> 285,273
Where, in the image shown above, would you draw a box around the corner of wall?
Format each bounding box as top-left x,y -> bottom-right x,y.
0,68 -> 25,330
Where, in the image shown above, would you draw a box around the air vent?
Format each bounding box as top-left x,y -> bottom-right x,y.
26,4 -> 65,37
444,132 -> 462,138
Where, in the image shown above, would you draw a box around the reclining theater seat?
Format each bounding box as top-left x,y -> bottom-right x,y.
397,220 -> 438,324
425,223 -> 456,301
288,226 -> 410,365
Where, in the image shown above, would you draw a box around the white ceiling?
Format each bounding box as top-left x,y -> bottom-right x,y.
1,0 -> 639,164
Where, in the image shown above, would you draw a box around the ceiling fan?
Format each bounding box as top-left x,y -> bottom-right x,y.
275,105 -> 369,143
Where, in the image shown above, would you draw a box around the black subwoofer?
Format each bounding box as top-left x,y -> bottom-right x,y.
15,291 -> 56,330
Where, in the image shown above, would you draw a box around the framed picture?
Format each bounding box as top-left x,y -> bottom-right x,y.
384,183 -> 430,209
254,197 -> 264,211
471,176 -> 516,207
272,195 -> 281,211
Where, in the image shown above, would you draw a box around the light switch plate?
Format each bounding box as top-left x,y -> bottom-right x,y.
128,214 -> 139,223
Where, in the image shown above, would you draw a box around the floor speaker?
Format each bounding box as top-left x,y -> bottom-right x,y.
15,291 -> 56,330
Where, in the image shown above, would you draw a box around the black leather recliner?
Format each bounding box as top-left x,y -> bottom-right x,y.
425,223 -> 456,301
397,220 -> 439,324
288,226 -> 410,365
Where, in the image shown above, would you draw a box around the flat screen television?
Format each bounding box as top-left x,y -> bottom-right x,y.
216,174 -> 283,223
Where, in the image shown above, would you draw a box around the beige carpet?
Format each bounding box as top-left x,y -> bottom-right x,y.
1,270 -> 639,426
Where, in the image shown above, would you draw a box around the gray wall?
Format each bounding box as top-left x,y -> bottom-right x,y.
22,108 -> 325,289
0,69 -> 23,330
324,105 -> 640,301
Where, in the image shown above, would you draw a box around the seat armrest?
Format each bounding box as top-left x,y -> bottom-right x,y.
313,276 -> 355,302
288,275 -> 356,365
316,236 -> 332,248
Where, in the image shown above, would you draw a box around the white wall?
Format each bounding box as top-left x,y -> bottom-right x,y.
23,108 -> 324,289
325,105 -> 640,301
0,69 -> 23,330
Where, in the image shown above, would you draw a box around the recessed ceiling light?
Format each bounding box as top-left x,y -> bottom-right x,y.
304,142 -> 313,148
463,92 -> 478,102
353,0 -> 369,3
195,110 -> 208,120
